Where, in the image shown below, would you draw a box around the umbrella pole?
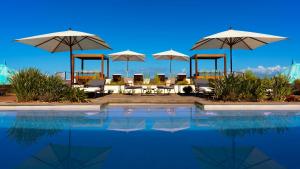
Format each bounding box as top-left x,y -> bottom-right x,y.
70,46 -> 74,85
170,58 -> 172,75
230,46 -> 233,73
127,60 -> 129,77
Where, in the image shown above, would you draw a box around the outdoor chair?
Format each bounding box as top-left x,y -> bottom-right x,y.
157,78 -> 175,95
176,73 -> 187,82
133,74 -> 144,85
80,79 -> 106,98
193,79 -> 214,98
124,78 -> 143,95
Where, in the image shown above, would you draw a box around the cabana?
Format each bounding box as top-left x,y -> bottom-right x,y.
190,54 -> 227,79
73,54 -> 109,84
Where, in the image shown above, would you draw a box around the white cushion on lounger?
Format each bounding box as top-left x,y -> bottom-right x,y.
80,87 -> 100,93
199,87 -> 213,93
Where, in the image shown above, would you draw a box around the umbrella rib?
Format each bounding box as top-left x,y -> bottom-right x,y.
248,37 -> 269,44
88,36 -> 106,43
191,38 -> 214,50
240,38 -> 253,50
86,37 -> 112,49
51,37 -> 66,53
73,37 -> 83,50
34,37 -> 58,47
72,36 -> 88,46
218,38 -> 227,49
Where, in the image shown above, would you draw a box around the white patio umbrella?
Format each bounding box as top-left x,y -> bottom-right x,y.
16,28 -> 111,84
109,50 -> 145,77
153,49 -> 189,74
191,29 -> 287,73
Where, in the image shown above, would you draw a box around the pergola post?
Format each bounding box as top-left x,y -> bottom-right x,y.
101,56 -> 104,79
107,58 -> 110,78
189,57 -> 192,78
195,56 -> 198,78
81,59 -> 84,71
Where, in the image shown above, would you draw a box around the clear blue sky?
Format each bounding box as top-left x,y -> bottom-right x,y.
0,0 -> 299,76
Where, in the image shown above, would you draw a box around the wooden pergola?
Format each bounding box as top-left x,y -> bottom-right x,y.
72,54 -> 109,84
190,54 -> 227,79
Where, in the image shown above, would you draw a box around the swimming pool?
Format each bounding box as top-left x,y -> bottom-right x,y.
0,104 -> 299,169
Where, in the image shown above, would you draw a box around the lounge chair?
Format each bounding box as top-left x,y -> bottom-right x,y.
134,74 -> 144,85
80,79 -> 106,97
193,79 -> 214,97
157,78 -> 175,94
112,74 -> 122,82
157,73 -> 166,83
176,73 -> 186,82
124,78 -> 143,95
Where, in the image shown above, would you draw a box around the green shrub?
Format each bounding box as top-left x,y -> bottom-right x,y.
183,86 -> 193,94
176,80 -> 189,85
10,68 -> 46,102
270,75 -> 292,101
294,79 -> 300,92
211,74 -> 292,102
10,68 -> 86,102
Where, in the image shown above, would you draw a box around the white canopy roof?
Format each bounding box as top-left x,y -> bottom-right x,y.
16,29 -> 111,52
192,29 -> 287,50
153,49 -> 189,61
109,50 -> 145,61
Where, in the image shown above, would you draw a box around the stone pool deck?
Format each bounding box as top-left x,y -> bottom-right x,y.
0,94 -> 300,111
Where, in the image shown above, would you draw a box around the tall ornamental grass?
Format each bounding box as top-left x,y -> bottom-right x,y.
10,68 -> 86,102
210,72 -> 292,102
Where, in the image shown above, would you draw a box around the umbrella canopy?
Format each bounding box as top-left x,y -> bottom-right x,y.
109,50 -> 145,77
16,29 -> 111,84
0,64 -> 16,85
191,29 -> 287,73
153,49 -> 189,74
15,144 -> 111,169
193,146 -> 285,169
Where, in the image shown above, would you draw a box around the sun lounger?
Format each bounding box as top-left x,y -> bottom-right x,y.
134,74 -> 144,85
157,73 -> 166,83
157,78 -> 175,94
80,79 -> 106,97
124,78 -> 143,95
193,79 -> 214,97
112,74 -> 122,82
176,73 -> 186,82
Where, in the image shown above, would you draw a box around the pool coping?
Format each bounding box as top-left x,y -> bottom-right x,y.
0,101 -> 300,111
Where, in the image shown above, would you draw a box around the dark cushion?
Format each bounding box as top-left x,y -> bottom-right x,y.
87,80 -> 105,87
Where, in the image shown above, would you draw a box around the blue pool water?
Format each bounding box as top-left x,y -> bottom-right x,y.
0,105 -> 300,169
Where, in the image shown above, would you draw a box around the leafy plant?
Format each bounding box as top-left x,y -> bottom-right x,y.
176,80 -> 189,85
211,74 -> 292,102
270,75 -> 292,101
10,68 -> 46,102
10,68 -> 87,102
